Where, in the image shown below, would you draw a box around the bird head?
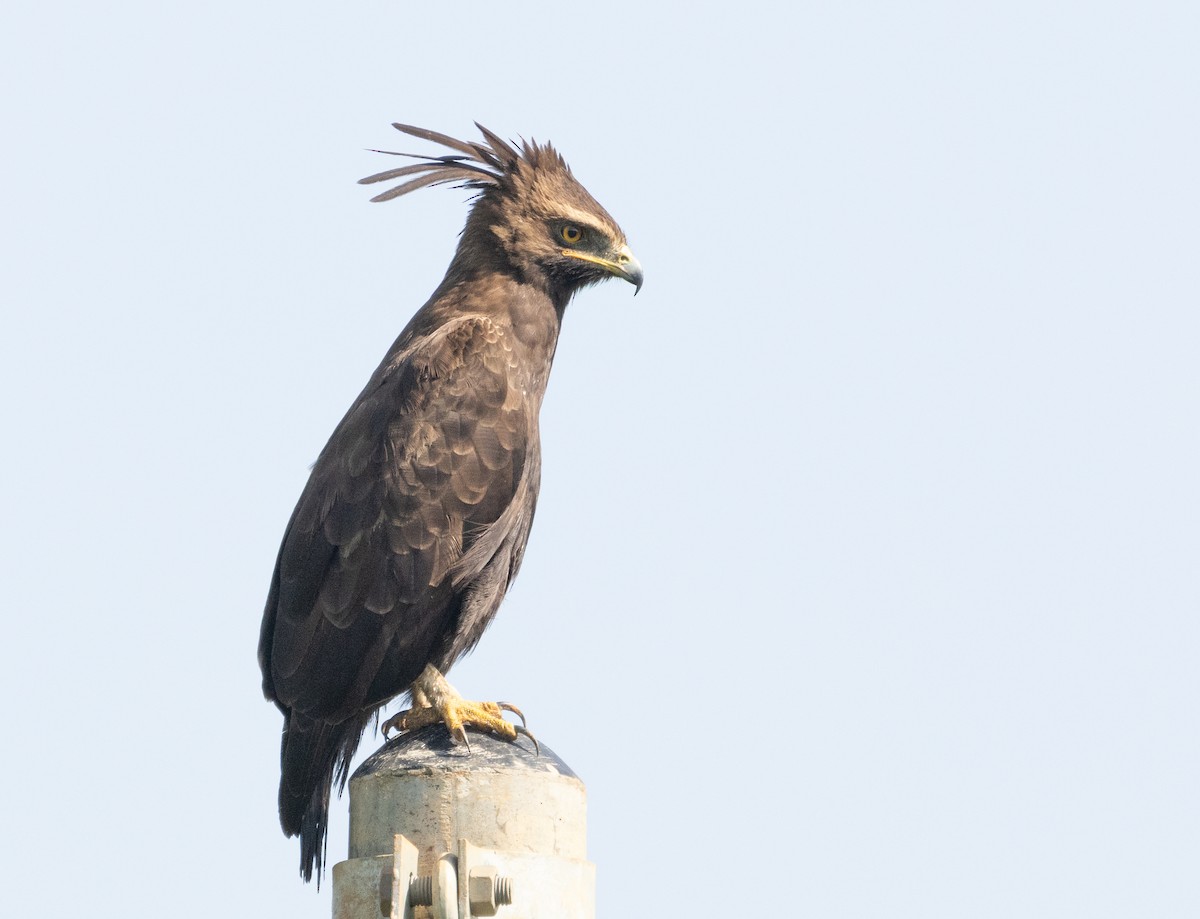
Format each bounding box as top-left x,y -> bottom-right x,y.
359,123 -> 642,299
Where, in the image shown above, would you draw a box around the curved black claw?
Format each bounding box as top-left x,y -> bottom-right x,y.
381,710 -> 408,739
514,724 -> 540,757
497,702 -> 527,729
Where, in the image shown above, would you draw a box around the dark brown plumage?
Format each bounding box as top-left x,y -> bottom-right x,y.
258,123 -> 641,881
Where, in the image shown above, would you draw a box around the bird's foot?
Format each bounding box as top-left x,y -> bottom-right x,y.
382,699 -> 535,751
382,664 -> 538,754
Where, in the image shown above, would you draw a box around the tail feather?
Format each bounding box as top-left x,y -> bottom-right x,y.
279,710 -> 371,882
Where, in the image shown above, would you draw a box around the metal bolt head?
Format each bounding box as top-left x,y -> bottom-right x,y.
467,866 -> 512,916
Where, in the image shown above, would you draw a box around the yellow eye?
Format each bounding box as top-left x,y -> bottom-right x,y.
560,225 -> 583,244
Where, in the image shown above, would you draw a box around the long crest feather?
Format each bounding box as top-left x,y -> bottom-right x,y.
359,123 -> 534,203
364,168 -> 495,203
473,122 -> 522,167
391,123 -> 485,160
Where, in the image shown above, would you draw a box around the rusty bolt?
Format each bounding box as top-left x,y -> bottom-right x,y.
467,865 -> 513,917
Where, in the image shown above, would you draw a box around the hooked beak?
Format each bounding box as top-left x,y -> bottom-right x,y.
562,243 -> 644,294
610,244 -> 644,293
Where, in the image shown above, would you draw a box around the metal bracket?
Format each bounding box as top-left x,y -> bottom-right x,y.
337,831 -> 594,918
332,833 -> 420,919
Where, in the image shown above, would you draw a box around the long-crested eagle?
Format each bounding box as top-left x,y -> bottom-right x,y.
258,123 -> 642,881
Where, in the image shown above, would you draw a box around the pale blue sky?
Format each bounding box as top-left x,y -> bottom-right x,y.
3,2 -> 1198,916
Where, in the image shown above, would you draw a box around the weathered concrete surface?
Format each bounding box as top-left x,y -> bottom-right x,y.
337,724 -> 595,918
349,724 -> 586,871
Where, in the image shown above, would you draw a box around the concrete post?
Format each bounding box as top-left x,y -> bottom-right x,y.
332,725 -> 594,919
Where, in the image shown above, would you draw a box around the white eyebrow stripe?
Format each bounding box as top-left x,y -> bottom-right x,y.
555,205 -> 613,234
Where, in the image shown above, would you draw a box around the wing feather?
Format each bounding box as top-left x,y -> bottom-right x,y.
262,315 -> 529,715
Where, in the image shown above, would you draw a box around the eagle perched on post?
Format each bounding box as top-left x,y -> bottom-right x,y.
258,123 -> 642,881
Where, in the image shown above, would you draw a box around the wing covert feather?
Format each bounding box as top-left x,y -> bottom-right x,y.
264,315 -> 530,710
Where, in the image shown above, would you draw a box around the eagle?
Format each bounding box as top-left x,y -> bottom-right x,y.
258,123 -> 642,881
